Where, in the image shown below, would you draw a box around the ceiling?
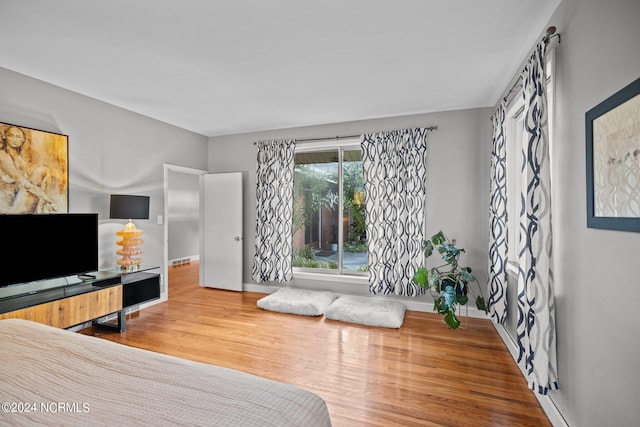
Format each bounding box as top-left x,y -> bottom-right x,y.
0,0 -> 560,138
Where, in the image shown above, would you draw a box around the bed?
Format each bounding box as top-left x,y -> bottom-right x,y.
0,319 -> 332,426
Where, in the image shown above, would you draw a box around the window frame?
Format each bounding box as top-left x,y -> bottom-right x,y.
292,138 -> 369,282
505,98 -> 525,276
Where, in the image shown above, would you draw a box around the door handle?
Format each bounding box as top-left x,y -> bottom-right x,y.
234,236 -> 242,241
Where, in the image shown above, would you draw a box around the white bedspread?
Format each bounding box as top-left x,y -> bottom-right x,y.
0,319 -> 332,427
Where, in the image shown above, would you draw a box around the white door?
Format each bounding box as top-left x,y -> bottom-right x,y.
200,172 -> 243,291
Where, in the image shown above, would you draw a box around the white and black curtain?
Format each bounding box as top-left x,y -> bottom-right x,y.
361,128 -> 428,297
487,101 -> 508,323
488,40 -> 558,394
516,41 -> 558,394
252,139 -> 295,283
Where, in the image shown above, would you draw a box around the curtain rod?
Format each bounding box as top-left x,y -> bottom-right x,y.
543,26 -> 561,44
253,125 -> 438,145
503,79 -> 523,105
498,26 -> 561,108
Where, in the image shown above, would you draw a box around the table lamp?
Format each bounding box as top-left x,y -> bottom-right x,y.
109,194 -> 150,270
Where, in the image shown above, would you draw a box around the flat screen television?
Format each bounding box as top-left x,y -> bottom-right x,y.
0,213 -> 98,287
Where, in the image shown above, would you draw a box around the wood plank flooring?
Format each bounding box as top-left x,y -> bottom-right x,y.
81,262 -> 551,427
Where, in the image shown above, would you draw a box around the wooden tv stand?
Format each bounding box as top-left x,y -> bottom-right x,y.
0,267 -> 160,332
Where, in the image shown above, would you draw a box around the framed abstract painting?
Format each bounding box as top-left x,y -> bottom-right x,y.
586,77 -> 640,232
0,122 -> 68,213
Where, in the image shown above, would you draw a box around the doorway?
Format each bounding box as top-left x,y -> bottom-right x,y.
163,163 -> 207,301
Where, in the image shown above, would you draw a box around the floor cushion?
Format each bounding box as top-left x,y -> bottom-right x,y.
257,287 -> 338,316
324,295 -> 406,328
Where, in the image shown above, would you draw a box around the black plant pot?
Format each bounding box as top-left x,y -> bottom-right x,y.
441,278 -> 468,296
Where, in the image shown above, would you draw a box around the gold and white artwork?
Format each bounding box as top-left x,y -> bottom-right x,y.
593,93 -> 640,217
0,123 -> 68,214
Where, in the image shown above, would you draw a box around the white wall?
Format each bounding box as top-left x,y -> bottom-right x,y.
208,107 -> 492,304
167,169 -> 200,261
495,0 -> 640,425
0,66 -> 208,293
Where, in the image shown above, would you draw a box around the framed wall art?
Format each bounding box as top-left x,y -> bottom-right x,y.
0,122 -> 68,214
586,77 -> 640,232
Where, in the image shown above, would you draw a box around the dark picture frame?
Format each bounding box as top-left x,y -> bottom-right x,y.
586,77 -> 640,232
0,122 -> 69,213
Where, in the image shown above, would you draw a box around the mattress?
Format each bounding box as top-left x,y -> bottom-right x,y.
0,319 -> 332,427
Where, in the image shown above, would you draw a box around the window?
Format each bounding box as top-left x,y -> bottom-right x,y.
505,51 -> 555,275
505,97 -> 525,274
292,140 -> 367,276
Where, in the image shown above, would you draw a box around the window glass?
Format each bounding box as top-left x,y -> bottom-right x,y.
292,146 -> 367,275
506,101 -> 524,273
341,149 -> 367,273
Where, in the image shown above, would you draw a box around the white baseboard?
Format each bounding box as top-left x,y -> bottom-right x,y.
169,255 -> 199,266
492,322 -> 568,427
243,283 -> 488,318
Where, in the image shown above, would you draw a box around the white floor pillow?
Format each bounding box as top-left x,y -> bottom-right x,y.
257,287 -> 338,316
324,295 -> 406,328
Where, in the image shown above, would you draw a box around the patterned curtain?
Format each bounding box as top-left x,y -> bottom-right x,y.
361,128 -> 428,297
487,101 -> 508,323
252,139 -> 295,283
516,41 -> 558,394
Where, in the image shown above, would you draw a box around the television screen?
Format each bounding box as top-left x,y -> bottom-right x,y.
0,213 -> 98,287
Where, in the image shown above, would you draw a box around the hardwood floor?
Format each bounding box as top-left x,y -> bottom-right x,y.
82,262 -> 551,426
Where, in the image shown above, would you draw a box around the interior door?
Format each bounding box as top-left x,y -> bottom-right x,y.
200,172 -> 243,291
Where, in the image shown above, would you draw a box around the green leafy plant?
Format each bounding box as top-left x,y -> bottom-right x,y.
344,241 -> 368,253
296,245 -> 316,260
413,231 -> 487,329
292,164 -> 337,237
292,247 -> 339,270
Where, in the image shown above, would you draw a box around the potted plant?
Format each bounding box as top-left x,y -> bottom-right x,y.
413,231 -> 487,329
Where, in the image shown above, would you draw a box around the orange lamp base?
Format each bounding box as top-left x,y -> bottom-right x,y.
116,222 -> 144,270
